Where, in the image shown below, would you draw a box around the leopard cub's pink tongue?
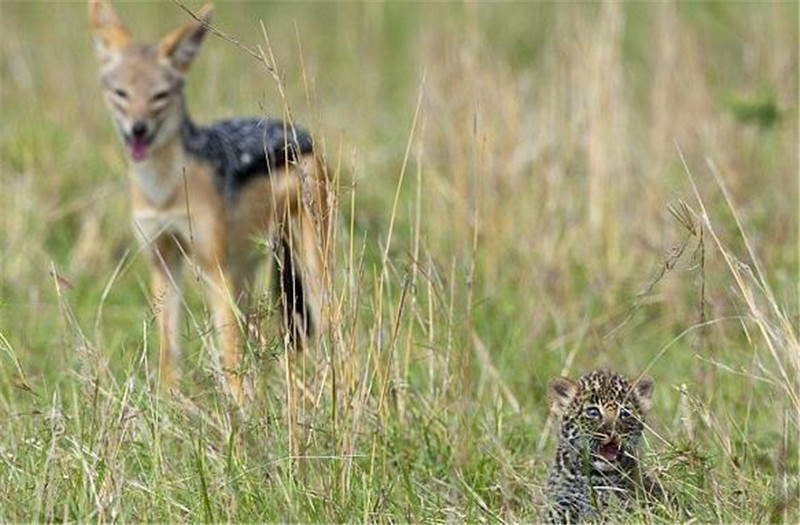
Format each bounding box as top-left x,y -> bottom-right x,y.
129,139 -> 149,161
598,442 -> 620,461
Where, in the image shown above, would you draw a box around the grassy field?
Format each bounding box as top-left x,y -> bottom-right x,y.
1,1 -> 799,522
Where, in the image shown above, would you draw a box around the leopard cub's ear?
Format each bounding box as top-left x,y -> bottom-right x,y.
548,377 -> 578,414
632,375 -> 655,413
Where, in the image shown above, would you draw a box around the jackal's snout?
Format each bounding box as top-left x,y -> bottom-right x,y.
126,120 -> 152,161
131,121 -> 147,139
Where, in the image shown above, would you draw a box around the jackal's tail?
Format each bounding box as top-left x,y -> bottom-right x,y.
273,206 -> 327,347
274,237 -> 311,344
271,152 -> 331,347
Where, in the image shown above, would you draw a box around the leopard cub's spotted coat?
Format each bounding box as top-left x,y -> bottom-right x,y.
544,369 -> 661,524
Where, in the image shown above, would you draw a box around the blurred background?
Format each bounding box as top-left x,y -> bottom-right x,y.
1,1 -> 798,522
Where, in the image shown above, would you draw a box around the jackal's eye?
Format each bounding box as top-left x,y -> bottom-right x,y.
151,90 -> 171,103
584,406 -> 601,419
112,88 -> 128,99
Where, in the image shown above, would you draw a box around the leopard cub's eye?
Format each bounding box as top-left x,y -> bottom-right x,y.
585,406 -> 601,418
619,406 -> 633,419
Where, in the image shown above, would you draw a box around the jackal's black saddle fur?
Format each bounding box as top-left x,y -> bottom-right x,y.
181,117 -> 313,198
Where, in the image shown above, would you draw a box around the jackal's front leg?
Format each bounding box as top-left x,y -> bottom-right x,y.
203,266 -> 243,404
149,239 -> 184,391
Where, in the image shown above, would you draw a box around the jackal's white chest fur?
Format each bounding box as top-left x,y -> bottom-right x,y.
131,150 -> 185,207
129,149 -> 192,246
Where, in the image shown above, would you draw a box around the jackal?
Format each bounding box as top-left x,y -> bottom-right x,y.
89,0 -> 331,403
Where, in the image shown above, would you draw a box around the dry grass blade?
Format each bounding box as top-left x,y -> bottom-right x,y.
678,143 -> 800,414
172,0 -> 274,72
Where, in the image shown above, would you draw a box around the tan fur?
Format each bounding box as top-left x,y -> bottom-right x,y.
158,4 -> 213,70
90,0 -> 331,404
88,0 -> 131,55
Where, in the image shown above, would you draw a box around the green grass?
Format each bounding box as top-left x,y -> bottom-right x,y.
1,1 -> 799,523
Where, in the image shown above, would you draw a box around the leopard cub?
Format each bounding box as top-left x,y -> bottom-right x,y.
544,369 -> 660,524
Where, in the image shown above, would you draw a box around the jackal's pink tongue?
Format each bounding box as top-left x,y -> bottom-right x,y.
129,139 -> 149,161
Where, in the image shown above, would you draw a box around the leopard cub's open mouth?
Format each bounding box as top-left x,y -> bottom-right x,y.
596,439 -> 621,462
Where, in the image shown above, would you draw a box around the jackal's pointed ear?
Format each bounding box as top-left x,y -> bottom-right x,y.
631,375 -> 655,413
88,0 -> 131,63
547,377 -> 578,415
159,4 -> 214,74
